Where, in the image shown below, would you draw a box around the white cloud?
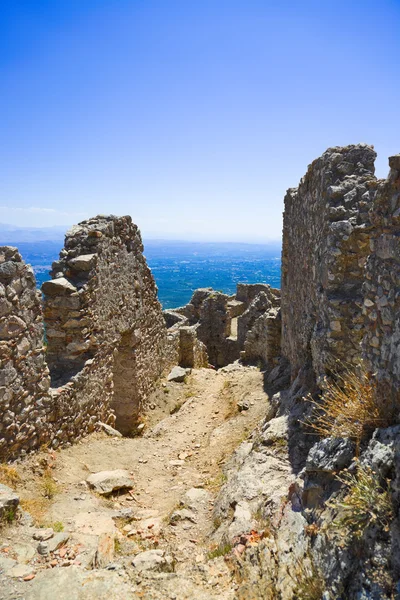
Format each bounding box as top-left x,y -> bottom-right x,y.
0,206 -> 86,217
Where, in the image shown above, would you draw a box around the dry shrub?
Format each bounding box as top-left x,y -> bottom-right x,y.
41,468 -> 59,499
0,464 -> 21,488
306,364 -> 391,454
333,463 -> 393,539
291,552 -> 325,600
19,497 -> 47,525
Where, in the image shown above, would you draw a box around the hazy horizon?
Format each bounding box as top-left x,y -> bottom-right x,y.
0,221 -> 283,245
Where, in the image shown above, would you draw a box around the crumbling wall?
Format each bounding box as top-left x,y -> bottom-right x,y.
196,292 -> 238,368
0,215 -> 172,458
241,307 -> 281,367
166,284 -> 281,369
0,247 -> 51,458
281,144 -> 377,384
362,155 -> 400,403
43,215 -> 170,435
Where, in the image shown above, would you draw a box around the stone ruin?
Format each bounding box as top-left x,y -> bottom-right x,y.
280,144 -> 399,403
210,145 -> 400,600
0,213 -> 283,460
1,144 -> 399,464
164,283 -> 281,369
0,216 -> 177,459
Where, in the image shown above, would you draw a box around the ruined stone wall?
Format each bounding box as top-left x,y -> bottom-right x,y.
0,215 -> 172,458
166,284 -> 281,369
281,144 -> 378,383
0,247 -> 52,458
196,292 -> 239,368
362,155 -> 400,403
43,215 -> 170,435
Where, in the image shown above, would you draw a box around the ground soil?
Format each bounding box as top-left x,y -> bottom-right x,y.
0,364 -> 270,599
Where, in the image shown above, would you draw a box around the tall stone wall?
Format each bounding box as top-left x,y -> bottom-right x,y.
281,144 -> 378,384
0,215 -> 172,458
0,247 -> 51,458
363,155 -> 400,403
43,215 -> 170,435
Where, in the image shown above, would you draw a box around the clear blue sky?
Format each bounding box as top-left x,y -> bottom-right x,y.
1,0 -> 399,242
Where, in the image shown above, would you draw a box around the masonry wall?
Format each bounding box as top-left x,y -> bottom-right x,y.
362,155 -> 400,403
43,215 -> 170,435
0,247 -> 52,459
281,144 -> 378,384
0,216 -> 172,458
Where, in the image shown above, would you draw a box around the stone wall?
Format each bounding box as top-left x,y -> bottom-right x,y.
43,215 -> 170,435
0,247 -> 51,459
0,215 -> 172,458
362,155 -> 400,403
281,144 -> 378,384
166,284 -> 281,369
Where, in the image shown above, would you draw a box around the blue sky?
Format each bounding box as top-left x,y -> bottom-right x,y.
1,0 -> 399,242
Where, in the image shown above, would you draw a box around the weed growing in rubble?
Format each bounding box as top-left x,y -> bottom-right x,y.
41,468 -> 59,499
1,506 -> 17,525
332,463 -> 393,539
291,551 -> 326,600
306,363 -> 390,455
0,464 -> 21,488
51,521 -> 64,532
207,542 -> 232,560
19,497 -> 47,525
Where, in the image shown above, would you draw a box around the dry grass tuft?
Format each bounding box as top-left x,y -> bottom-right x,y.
40,468 -> 59,499
332,463 -> 393,539
0,464 -> 21,488
291,553 -> 325,600
306,364 -> 391,455
19,497 -> 47,525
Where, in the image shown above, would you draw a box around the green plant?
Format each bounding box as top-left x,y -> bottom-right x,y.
1,506 -> 17,524
305,363 -> 389,455
41,468 -> 59,499
205,471 -> 227,491
52,521 -> 64,532
114,538 -> 122,554
207,542 -> 232,560
213,516 -> 222,530
332,463 -> 393,539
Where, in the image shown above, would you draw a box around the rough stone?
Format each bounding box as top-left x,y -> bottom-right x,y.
97,422 -> 123,438
167,366 -> 189,383
86,470 -> 133,495
306,438 -> 354,473
0,482 -> 19,520
24,566 -> 133,599
47,532 -> 70,553
131,549 -> 174,572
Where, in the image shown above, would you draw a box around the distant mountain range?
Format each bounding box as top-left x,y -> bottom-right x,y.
0,223 -> 67,243
0,223 -> 282,250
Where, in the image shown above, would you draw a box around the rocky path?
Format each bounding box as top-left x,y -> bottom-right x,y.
0,364 -> 270,599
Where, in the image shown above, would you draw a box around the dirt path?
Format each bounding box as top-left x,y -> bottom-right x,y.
0,365 -> 269,599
